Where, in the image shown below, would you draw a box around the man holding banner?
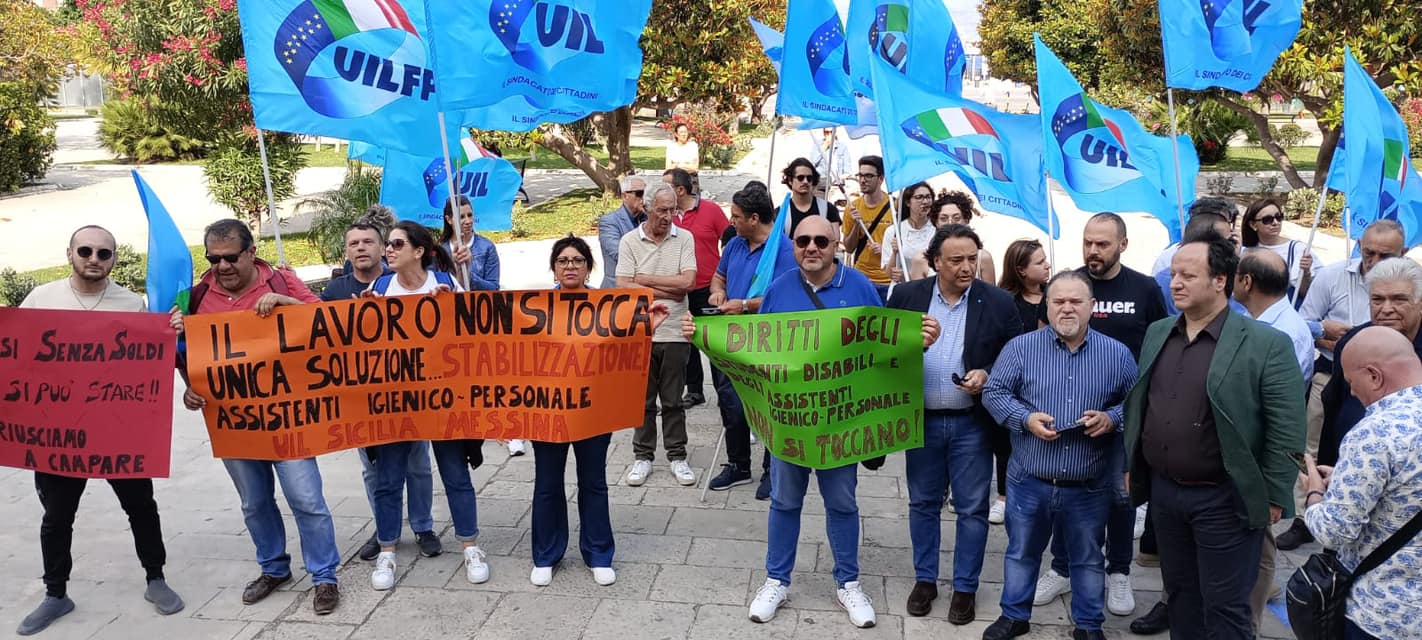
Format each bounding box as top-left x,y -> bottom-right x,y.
14,226 -> 185,636
887,224 -> 1022,622
172,220 -> 341,615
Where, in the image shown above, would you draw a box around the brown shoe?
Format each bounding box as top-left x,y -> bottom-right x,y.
947,590 -> 976,625
312,583 -> 339,615
241,573 -> 291,605
905,581 -> 938,617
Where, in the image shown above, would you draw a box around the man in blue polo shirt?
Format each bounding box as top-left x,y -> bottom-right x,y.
705,182 -> 797,495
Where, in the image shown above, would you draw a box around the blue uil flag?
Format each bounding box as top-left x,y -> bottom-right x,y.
1160,0 -> 1303,92
1329,48 -> 1422,245
846,0 -> 966,98
750,17 -> 784,74
778,0 -> 858,125
426,0 -> 651,120
237,0 -> 462,155
459,79 -> 639,132
1035,35 -> 1197,242
868,56 -> 1055,238
378,135 -> 521,231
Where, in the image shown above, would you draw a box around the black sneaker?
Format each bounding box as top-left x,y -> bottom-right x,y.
1276,518 -> 1314,551
708,464 -> 752,491
682,392 -> 706,407
358,533 -> 380,561
415,530 -> 442,557
755,472 -> 772,501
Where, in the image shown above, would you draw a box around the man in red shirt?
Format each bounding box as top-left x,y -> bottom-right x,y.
663,168 -> 729,407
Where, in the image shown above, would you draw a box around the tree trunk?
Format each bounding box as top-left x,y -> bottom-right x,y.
604,106 -> 634,181
537,120 -> 621,194
1216,95 -> 1308,189
1312,124 -> 1341,189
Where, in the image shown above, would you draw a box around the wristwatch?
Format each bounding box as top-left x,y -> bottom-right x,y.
740,299 -> 748,313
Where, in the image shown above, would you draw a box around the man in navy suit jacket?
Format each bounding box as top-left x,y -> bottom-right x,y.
887,224 -> 1023,623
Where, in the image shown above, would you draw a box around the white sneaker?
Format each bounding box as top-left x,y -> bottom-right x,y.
1134,503 -> 1148,540
371,552 -> 396,590
836,581 -> 877,628
988,498 -> 1007,524
626,460 -> 652,486
1107,572 -> 1136,616
749,578 -> 789,623
749,431 -> 758,444
464,546 -> 489,584
591,567 -> 616,586
1033,569 -> 1071,605
670,460 -> 696,486
506,439 -> 527,456
530,566 -> 553,587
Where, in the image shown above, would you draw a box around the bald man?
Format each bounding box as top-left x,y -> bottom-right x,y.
1235,249 -> 1315,380
1301,326 -> 1422,640
16,226 -> 184,636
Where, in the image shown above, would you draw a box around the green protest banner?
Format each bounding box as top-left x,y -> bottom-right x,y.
694,306 -> 923,469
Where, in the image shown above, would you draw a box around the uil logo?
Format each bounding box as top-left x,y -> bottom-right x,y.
1199,0 -> 1272,58
274,0 -> 435,118
901,108 -> 1009,182
423,160 -> 490,206
490,0 -> 607,75
805,14 -> 852,98
1049,93 -> 1141,194
867,3 -> 963,92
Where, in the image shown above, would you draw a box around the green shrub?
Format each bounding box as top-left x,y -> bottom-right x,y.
108,244 -> 147,293
1284,187 -> 1345,228
0,268 -> 39,306
299,167 -> 385,263
203,133 -> 306,231
0,82 -> 57,192
1274,123 -> 1309,150
98,97 -> 205,163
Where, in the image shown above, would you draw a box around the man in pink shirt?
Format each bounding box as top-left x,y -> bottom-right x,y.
662,168 -> 729,407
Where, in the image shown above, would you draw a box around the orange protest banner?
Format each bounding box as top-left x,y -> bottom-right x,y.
183,289 -> 654,460
0,308 -> 176,479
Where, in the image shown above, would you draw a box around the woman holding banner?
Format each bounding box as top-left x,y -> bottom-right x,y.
363,221 -> 489,591
529,236 -> 670,587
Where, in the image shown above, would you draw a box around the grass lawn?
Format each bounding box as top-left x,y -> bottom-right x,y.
481,187 -> 614,243
1206,146 -> 1319,172
20,231 -> 328,285
502,146 -> 666,171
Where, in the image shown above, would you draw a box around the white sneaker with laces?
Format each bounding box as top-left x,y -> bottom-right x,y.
836,581 -> 876,628
506,439 -> 527,456
748,578 -> 789,623
591,567 -> 616,586
1107,572 -> 1136,615
1033,569 -> 1071,605
464,546 -> 489,584
1134,503 -> 1148,539
371,552 -> 396,590
530,566 -> 553,587
988,498 -> 1007,524
670,460 -> 696,486
626,460 -> 652,486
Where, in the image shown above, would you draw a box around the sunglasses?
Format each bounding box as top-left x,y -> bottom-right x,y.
794,235 -> 832,249
385,238 -> 408,250
556,257 -> 587,267
792,174 -> 816,183
626,190 -> 644,198
75,246 -> 114,261
1257,214 -> 1284,225
205,252 -> 244,265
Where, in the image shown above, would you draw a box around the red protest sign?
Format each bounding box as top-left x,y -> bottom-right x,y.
0,308 -> 176,478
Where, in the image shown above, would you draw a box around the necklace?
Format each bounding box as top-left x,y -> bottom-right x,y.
68,279 -> 108,311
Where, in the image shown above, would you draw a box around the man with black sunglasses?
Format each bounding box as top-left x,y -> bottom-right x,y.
170,219 -> 342,616
597,176 -> 646,289
15,226 -> 185,636
781,157 -> 841,234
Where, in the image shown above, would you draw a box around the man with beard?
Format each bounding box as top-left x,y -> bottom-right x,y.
14,226 -> 185,635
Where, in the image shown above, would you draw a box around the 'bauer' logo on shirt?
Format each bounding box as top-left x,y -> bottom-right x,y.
1093,300 -> 1136,315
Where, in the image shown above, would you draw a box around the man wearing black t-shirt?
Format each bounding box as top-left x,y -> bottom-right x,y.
1033,212 -> 1166,621
781,157 -> 841,234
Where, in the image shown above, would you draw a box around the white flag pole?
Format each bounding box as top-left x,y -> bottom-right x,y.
255,128 -> 286,266
1166,88 -> 1188,236
436,112 -> 470,289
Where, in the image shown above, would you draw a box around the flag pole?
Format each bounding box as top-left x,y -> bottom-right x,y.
1344,206 -> 1353,325
1045,175 -> 1057,268
436,111 -> 470,289
255,128 -> 287,266
1303,186 -> 1328,257
1166,88 -> 1188,236
765,117 -> 780,187
888,189 -> 910,295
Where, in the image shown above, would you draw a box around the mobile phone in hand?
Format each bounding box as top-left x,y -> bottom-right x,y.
700,307 -> 724,316
951,373 -> 964,386
1054,419 -> 1088,432
1289,451 -> 1308,473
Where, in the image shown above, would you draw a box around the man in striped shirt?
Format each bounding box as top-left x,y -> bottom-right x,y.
981,271 -> 1139,640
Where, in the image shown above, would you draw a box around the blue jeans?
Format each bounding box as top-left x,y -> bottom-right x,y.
1001,472 -> 1112,630
221,458 -> 339,585
359,442 -> 434,535
373,441 -> 478,546
531,434 -> 614,568
1051,442 -> 1134,576
905,411 -> 992,590
766,456 -> 859,587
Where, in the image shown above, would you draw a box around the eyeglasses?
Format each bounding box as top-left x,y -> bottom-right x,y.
910,193 -> 934,201
856,173 -> 880,180
792,174 -> 815,183
625,190 -> 644,198
1257,214 -> 1283,225
555,257 -> 587,267
385,239 -> 408,250
75,246 -> 114,261
794,235 -> 832,249
205,252 -> 243,265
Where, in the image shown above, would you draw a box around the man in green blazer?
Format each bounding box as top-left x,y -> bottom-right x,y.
1123,231 -> 1305,640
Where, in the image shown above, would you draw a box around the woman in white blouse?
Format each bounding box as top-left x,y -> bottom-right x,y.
882,182 -> 937,283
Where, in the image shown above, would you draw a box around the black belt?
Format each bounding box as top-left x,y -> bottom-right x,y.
926,407 -> 974,417
1033,476 -> 1090,488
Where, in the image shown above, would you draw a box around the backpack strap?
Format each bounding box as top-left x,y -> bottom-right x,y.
267,269 -> 290,296
1352,508 -> 1422,579
433,271 -> 455,289
371,273 -> 395,295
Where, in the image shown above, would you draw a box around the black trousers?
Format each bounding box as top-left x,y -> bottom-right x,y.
1150,475 -> 1263,640
684,287 -> 712,396
36,472 -> 166,597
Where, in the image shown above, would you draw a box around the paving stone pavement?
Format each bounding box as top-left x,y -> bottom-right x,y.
0,362 -> 1307,640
